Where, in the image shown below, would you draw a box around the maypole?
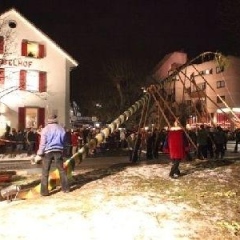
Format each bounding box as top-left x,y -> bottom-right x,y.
13,92 -> 151,199
2,51 -> 234,200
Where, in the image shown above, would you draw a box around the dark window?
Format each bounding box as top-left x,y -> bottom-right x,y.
8,20 -> 17,28
216,66 -> 224,73
216,80 -> 225,88
185,100 -> 192,106
217,95 -> 225,103
192,82 -> 206,92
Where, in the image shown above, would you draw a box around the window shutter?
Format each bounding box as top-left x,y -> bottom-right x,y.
21,40 -> 27,56
0,68 -> 4,84
38,107 -> 45,127
39,72 -> 47,92
18,107 -> 26,130
38,44 -> 45,58
19,70 -> 26,90
0,36 -> 4,54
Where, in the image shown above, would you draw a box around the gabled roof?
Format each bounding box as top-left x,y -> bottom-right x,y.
0,8 -> 78,67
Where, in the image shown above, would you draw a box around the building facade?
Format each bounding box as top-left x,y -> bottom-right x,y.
152,52 -> 240,129
0,8 -> 78,135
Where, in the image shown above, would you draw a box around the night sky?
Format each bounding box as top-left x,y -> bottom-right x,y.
0,0 -> 229,101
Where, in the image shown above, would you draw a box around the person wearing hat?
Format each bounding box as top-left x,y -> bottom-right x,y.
37,114 -> 70,196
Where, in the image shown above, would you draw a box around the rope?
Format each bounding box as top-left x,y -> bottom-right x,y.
148,85 -> 198,151
0,138 -> 24,144
147,86 -> 171,129
177,74 -> 203,122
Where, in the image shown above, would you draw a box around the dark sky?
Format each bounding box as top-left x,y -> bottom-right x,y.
1,0 -> 224,60
1,0 -> 226,100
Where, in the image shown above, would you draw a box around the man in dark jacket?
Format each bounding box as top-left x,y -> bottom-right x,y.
37,114 -> 70,196
234,128 -> 240,153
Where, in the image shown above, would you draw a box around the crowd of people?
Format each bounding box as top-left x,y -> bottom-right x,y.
0,125 -> 42,157
0,122 -> 238,161
123,121 -> 236,179
124,124 -> 234,163
0,121 -> 239,163
1,116 -> 240,195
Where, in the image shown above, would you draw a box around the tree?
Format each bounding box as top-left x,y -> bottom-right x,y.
100,58 -> 154,124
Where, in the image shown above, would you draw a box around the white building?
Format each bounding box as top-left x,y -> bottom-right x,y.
152,52 -> 240,129
0,8 -> 78,135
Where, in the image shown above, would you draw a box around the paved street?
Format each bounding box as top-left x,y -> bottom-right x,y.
0,141 -> 239,175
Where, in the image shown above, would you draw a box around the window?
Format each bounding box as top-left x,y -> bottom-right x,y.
184,86 -> 191,94
0,68 -> 47,92
4,68 -> 19,88
0,36 -> 4,54
185,100 -> 192,106
21,40 -> 45,58
26,70 -> 39,91
217,95 -> 225,103
205,69 -> 213,75
192,82 -> 206,92
25,108 -> 38,128
216,66 -> 224,73
19,70 -> 47,92
216,80 -> 225,88
199,69 -> 213,75
8,20 -> 17,28
18,107 -> 45,130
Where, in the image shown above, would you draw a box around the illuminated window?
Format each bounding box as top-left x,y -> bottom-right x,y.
21,40 -> 45,58
216,80 -> 225,88
205,69 -> 212,74
19,107 -> 45,129
199,69 -> 213,75
25,108 -> 38,128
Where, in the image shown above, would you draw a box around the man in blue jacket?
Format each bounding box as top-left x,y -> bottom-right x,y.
37,114 -> 70,196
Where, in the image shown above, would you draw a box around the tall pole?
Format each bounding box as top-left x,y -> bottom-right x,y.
68,92 -> 151,163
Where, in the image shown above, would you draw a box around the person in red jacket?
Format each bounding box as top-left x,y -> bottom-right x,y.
71,129 -> 79,173
164,118 -> 189,179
